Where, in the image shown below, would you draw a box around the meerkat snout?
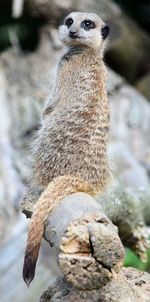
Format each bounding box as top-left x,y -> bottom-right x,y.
69,28 -> 78,39
59,11 -> 110,52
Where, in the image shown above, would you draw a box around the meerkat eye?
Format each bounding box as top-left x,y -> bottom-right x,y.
65,18 -> 73,28
81,19 -> 95,31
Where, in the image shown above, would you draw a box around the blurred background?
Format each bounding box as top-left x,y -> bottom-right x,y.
0,0 -> 150,301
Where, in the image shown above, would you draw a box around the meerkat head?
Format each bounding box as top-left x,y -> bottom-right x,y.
59,11 -> 110,52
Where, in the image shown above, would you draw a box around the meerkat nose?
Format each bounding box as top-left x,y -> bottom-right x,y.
69,29 -> 78,39
101,25 -> 110,40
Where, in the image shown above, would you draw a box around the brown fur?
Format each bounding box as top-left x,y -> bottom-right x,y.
23,12 -> 111,286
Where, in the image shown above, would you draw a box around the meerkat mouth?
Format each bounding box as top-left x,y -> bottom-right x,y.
69,35 -> 86,40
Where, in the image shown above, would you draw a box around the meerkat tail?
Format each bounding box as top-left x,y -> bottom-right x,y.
23,175 -> 94,286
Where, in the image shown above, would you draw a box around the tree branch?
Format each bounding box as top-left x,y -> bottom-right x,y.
22,192 -> 124,290
40,268 -> 150,302
98,183 -> 149,261
22,183 -> 150,262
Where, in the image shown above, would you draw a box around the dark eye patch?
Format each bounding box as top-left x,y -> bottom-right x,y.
65,18 -> 73,28
81,19 -> 95,31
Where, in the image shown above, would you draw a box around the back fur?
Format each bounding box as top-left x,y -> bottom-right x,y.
23,12 -> 111,286
32,48 -> 110,189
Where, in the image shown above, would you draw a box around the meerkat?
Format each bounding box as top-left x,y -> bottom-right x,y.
23,11 -> 111,286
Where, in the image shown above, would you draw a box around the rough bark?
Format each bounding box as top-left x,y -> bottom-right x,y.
21,188 -> 150,301
22,192 -> 124,290
22,183 -> 150,262
40,268 -> 150,302
98,183 -> 150,261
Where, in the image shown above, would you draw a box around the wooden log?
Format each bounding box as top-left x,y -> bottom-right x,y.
98,183 -> 149,261
40,268 -> 150,302
22,183 -> 150,262
22,192 -> 124,290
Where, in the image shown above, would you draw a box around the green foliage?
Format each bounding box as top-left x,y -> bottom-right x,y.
124,248 -> 150,272
0,23 -> 29,49
0,17 -> 42,52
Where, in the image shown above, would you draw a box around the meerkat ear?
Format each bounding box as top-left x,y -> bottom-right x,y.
101,25 -> 110,40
